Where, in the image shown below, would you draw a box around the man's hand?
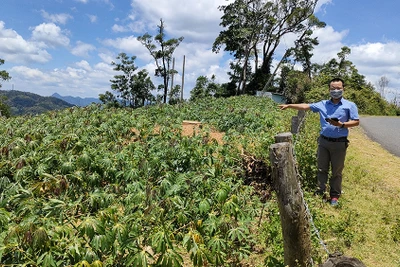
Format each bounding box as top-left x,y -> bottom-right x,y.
278,104 -> 289,110
278,103 -> 310,111
326,118 -> 342,127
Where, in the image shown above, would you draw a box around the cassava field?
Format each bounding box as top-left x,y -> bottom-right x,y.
1,96 -> 399,267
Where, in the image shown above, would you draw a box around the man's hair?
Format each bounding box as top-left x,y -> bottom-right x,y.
328,77 -> 345,88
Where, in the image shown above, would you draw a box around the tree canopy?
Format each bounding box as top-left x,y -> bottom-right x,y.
0,58 -> 11,117
106,53 -> 155,108
213,0 -> 324,94
138,19 -> 184,104
0,58 -> 11,88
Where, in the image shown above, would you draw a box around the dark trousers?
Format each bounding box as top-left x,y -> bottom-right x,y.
316,136 -> 348,198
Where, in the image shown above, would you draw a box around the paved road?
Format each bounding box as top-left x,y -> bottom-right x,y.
359,116 -> 400,157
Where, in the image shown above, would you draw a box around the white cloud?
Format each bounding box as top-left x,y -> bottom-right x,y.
315,0 -> 333,13
87,14 -> 98,23
75,60 -> 92,71
11,66 -> 60,84
71,41 -> 96,57
111,24 -> 127,33
40,10 -> 73,25
349,42 -> 400,100
311,26 -> 349,63
8,63 -> 114,98
31,23 -> 70,48
98,52 -> 115,64
102,0 -> 115,10
350,42 -> 400,67
311,24 -> 400,100
129,0 -> 229,42
101,35 -> 148,58
0,21 -> 52,64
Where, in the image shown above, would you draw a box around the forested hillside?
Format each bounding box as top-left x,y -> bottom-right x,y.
52,93 -> 101,107
0,90 -> 74,115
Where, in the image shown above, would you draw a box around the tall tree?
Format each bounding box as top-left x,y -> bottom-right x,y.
132,69 -> 156,106
0,59 -> 11,117
213,0 -> 265,94
311,46 -> 367,89
0,95 -> 11,117
190,76 -> 212,101
214,0 -> 321,92
289,15 -> 326,78
377,76 -> 389,99
138,19 -> 184,103
0,58 -> 11,88
99,91 -> 120,108
189,75 -> 224,101
279,66 -> 311,103
109,53 -> 155,108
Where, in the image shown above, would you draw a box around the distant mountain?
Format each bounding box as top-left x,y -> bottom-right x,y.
52,93 -> 101,107
0,90 -> 74,116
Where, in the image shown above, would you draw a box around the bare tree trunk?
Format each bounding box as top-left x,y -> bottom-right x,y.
170,57 -> 175,93
181,55 -> 185,101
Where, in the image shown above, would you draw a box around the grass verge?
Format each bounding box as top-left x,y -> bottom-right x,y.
312,126 -> 400,266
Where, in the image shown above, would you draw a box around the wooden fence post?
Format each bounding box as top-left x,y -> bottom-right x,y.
269,132 -> 311,267
291,110 -> 306,134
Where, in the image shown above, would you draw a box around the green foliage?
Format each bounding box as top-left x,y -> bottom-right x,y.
262,201 -> 285,267
0,96 -> 305,266
214,0 -> 322,93
278,68 -> 312,104
391,218 -> 400,242
99,91 -> 121,108
0,58 -> 11,87
189,75 -> 224,101
0,95 -> 11,117
109,53 -> 155,108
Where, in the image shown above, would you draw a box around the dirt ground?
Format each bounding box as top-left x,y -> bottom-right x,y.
181,120 -> 225,144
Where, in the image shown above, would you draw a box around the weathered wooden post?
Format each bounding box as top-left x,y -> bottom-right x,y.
269,132 -> 312,267
291,110 -> 306,134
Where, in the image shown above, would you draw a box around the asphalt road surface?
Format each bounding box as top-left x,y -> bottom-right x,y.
359,116 -> 400,157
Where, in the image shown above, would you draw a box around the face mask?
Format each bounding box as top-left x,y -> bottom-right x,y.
330,89 -> 343,99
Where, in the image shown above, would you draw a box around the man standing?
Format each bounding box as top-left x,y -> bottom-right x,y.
278,78 -> 360,206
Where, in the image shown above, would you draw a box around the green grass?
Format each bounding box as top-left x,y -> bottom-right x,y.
244,114 -> 400,267
303,123 -> 400,266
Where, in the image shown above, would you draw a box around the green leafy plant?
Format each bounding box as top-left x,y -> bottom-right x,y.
0,96 -> 314,266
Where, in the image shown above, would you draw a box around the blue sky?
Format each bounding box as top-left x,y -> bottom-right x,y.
0,0 -> 399,102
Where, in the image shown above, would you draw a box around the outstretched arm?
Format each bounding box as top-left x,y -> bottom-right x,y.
278,103 -> 311,111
